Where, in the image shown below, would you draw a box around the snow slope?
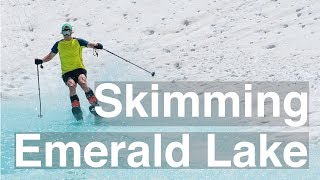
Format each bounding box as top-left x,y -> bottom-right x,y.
1,0 -> 320,179
1,0 -> 320,145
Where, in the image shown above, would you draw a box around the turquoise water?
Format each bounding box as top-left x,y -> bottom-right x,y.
1,62 -> 319,179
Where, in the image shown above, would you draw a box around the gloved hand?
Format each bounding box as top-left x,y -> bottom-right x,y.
94,43 -> 103,49
35,59 -> 43,65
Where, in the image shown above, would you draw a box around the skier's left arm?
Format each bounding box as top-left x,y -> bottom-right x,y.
77,38 -> 103,49
88,42 -> 103,49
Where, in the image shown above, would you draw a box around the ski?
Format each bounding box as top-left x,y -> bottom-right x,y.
89,104 -> 99,117
72,107 -> 83,120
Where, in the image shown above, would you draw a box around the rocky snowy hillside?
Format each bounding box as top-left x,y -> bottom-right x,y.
1,0 -> 320,139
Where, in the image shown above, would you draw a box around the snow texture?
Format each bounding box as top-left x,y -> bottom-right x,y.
1,0 -> 320,141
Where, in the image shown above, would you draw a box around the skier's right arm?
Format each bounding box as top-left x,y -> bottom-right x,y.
42,52 -> 56,62
43,41 -> 59,62
35,42 -> 58,64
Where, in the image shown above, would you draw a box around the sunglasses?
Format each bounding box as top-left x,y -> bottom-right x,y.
62,29 -> 72,36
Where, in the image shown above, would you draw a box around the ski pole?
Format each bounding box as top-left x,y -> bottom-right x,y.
102,48 -> 155,77
36,64 -> 43,118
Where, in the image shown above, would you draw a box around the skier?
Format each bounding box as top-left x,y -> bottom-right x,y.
35,23 -> 103,120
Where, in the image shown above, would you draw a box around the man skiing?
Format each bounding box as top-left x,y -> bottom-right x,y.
35,23 -> 103,120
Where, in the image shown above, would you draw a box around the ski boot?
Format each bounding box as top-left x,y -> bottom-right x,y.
86,90 -> 100,117
71,95 -> 83,120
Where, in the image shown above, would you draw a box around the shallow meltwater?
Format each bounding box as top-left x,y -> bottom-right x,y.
2,99 -> 319,179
